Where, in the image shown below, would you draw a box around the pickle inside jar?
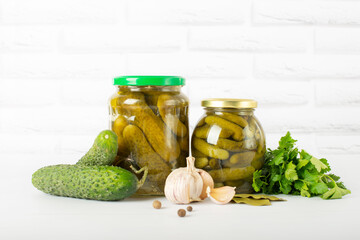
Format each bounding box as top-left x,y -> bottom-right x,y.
191,113 -> 265,193
110,88 -> 189,195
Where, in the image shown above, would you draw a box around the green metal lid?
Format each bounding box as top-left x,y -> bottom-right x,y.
114,76 -> 185,86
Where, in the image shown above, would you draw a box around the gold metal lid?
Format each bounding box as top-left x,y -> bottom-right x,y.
201,98 -> 257,109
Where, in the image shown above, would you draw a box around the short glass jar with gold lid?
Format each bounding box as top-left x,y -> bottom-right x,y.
191,98 -> 265,193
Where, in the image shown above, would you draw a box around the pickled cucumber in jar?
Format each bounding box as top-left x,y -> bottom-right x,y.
191,98 -> 265,194
109,76 -> 189,195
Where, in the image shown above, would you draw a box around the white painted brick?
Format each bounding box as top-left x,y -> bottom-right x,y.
189,106 -> 204,131
58,134 -> 95,155
258,107 -> 360,134
317,135 -> 360,154
0,133 -> 96,159
188,79 -> 311,108
254,1 -> 360,25
315,81 -> 360,106
0,153 -> 80,168
0,26 -> 57,53
127,53 -> 252,78
60,80 -> 114,106
315,28 -> 360,53
0,134 -> 58,154
0,79 -> 60,106
0,54 -> 125,79
254,55 -> 360,79
128,0 -> 245,24
61,26 -> 184,53
1,0 -> 121,24
189,27 -> 308,52
0,106 -> 109,134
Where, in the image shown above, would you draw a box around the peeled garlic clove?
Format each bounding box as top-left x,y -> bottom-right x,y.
198,169 -> 214,200
206,186 -> 236,205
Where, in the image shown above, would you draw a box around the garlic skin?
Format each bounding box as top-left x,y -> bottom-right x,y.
164,157 -> 204,204
197,169 -> 214,200
206,186 -> 236,205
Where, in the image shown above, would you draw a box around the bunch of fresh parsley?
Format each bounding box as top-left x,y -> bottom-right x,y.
252,132 -> 351,199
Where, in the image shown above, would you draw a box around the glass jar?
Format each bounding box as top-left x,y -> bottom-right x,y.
109,76 -> 189,195
191,98 -> 265,193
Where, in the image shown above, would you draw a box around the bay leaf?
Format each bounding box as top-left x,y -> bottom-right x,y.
232,197 -> 271,206
234,194 -> 286,201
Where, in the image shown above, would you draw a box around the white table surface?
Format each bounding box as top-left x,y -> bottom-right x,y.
1,155 -> 359,240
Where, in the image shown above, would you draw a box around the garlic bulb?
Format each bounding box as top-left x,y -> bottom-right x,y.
206,186 -> 236,205
164,156 -> 214,204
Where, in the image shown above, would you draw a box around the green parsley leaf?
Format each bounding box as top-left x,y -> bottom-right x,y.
320,158 -> 331,173
294,180 -> 304,191
271,174 -> 282,182
300,150 -> 312,160
273,152 -> 284,165
310,182 -> 329,195
302,170 -> 318,184
310,156 -> 329,173
252,170 -> 265,192
300,186 -> 311,198
296,159 -> 309,170
279,131 -> 297,150
324,177 -> 336,188
336,182 -> 347,189
280,177 -> 292,194
285,162 -> 298,181
289,148 -> 299,161
322,185 -> 351,200
327,173 -> 340,182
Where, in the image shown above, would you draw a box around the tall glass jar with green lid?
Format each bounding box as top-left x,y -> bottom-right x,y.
191,98 -> 265,193
109,76 -> 189,195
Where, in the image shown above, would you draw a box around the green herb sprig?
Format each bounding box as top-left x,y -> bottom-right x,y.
252,132 -> 351,199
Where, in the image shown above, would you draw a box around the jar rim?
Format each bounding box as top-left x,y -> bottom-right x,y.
201,98 -> 257,109
114,76 -> 185,86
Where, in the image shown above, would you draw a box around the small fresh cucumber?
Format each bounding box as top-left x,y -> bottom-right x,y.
76,130 -> 118,166
32,165 -> 147,201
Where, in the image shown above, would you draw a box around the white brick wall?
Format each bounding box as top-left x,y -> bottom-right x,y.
188,27 -> 309,52
127,0 -> 245,24
253,1 -> 360,25
1,0 -> 360,164
1,0 -> 121,24
315,29 -> 360,53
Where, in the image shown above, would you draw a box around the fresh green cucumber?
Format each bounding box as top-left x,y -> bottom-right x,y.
32,165 -> 147,201
76,130 -> 118,166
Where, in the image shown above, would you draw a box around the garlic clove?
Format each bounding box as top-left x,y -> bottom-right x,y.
206,186 -> 236,205
197,169 -> 214,200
